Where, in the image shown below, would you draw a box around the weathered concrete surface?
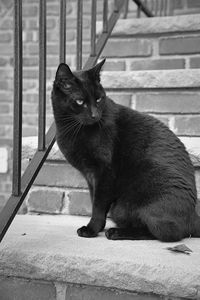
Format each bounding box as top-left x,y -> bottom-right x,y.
22,136 -> 65,161
0,215 -> 200,299
22,132 -> 200,167
97,14 -> 200,36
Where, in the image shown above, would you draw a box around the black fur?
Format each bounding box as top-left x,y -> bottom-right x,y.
51,59 -> 200,242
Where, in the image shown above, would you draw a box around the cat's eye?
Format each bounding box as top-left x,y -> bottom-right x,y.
96,98 -> 101,103
76,99 -> 84,105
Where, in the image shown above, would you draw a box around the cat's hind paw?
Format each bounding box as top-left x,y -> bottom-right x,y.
105,228 -> 120,240
77,226 -> 97,238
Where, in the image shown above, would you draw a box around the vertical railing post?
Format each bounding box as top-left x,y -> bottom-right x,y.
59,0 -> 66,63
123,0 -> 129,19
38,0 -> 46,151
103,0 -> 108,32
76,0 -> 83,69
91,0 -> 97,56
12,0 -> 23,196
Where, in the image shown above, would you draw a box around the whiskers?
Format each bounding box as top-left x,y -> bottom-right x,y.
56,114 -> 83,144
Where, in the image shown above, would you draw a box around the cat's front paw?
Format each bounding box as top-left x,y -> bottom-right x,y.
77,226 -> 97,238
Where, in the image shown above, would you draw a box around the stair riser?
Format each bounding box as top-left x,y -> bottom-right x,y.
0,276 -> 172,300
25,165 -> 200,216
98,14 -> 200,71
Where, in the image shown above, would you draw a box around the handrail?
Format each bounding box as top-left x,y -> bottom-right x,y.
0,0 -> 126,242
132,0 -> 174,18
134,0 -> 154,17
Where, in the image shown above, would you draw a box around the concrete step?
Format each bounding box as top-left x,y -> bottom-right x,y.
21,136 -> 200,217
98,14 -> 200,36
1,214 -> 200,300
96,14 -> 200,71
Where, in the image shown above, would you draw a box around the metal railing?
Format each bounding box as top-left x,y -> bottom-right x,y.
0,0 -> 176,242
0,0 -> 126,242
123,0 -> 174,18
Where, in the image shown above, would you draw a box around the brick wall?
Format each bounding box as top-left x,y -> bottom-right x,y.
173,0 -> 200,15
0,0 -> 200,209
127,0 -> 200,17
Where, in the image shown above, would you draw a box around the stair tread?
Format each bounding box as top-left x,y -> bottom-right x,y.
97,14 -> 200,36
0,214 -> 199,299
22,133 -> 200,167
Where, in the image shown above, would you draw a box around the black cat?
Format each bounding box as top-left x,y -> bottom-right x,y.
51,59 -> 200,242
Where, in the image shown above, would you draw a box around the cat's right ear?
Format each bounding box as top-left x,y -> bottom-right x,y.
55,63 -> 74,81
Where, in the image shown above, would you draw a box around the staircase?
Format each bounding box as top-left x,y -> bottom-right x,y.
23,13 -> 200,217
1,12 -> 200,300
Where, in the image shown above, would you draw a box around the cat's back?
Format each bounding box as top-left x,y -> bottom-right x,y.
114,104 -> 195,184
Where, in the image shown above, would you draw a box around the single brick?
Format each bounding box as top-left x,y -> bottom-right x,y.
160,36 -> 200,55
0,277 -> 56,300
47,18 -> 56,29
47,56 -> 60,67
27,188 -> 64,214
0,81 -> 8,90
65,283 -> 154,300
23,115 -> 38,126
106,93 -> 131,107
23,104 -> 38,114
68,190 -> 91,216
23,80 -> 37,91
22,5 -> 38,17
34,163 -> 87,188
174,116 -> 200,136
22,31 -> 38,43
83,0 -> 104,14
0,44 -> 13,55
0,92 -> 12,102
22,126 -> 37,137
26,19 -> 38,30
0,58 -> 7,66
188,0 -> 200,7
173,0 -> 183,9
0,125 -> 7,137
47,30 -> 75,42
23,69 -> 39,79
1,19 -> 13,30
0,116 -> 13,125
130,58 -> 185,70
102,39 -> 152,58
135,92 -> 200,113
190,57 -> 200,69
26,44 -> 58,55
47,3 -> 72,16
22,56 -> 39,67
149,114 -> 170,127
23,69 -> 51,80
103,60 -> 126,71
0,33 -> 12,43
23,93 -> 38,103
0,104 -> 10,114
66,18 -> 90,29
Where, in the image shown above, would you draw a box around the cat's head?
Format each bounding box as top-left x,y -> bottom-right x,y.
52,59 -> 106,126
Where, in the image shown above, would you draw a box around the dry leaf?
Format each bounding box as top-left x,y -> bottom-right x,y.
166,244 -> 192,255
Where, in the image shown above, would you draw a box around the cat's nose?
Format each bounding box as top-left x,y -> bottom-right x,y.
91,106 -> 99,119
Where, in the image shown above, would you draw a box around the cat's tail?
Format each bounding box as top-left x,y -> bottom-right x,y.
191,213 -> 200,237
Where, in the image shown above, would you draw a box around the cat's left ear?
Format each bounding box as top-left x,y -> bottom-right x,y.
88,58 -> 106,82
55,63 -> 74,81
